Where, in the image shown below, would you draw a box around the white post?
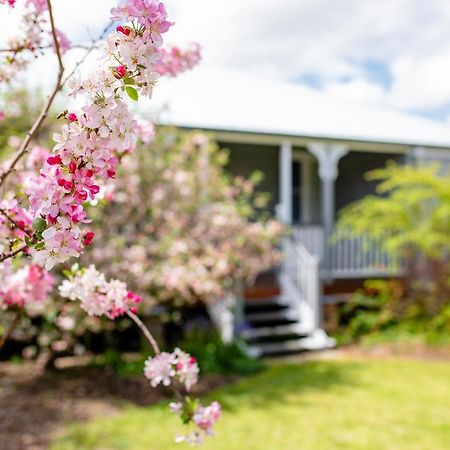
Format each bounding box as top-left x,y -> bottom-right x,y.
279,141 -> 293,224
301,158 -> 313,224
307,142 -> 349,280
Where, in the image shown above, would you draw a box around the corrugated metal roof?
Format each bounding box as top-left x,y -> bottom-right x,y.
148,67 -> 450,149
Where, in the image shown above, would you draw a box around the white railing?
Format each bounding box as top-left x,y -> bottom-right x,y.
282,236 -> 320,331
330,229 -> 402,278
293,225 -> 402,278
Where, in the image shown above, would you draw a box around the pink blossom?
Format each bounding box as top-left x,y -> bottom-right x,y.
144,352 -> 176,387
193,401 -> 221,435
174,348 -> 199,391
134,119 -> 155,144
143,348 -> 199,391
55,29 -> 71,53
170,399 -> 222,445
156,43 -> 201,77
59,265 -> 141,319
0,0 -> 16,8
0,262 -> 54,312
26,0 -> 47,12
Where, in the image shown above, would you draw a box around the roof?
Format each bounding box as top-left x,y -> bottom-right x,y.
148,67 -> 450,149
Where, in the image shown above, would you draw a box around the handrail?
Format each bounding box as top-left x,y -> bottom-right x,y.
283,236 -> 320,330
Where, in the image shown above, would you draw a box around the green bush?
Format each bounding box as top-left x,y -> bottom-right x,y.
336,279 -> 450,346
177,331 -> 264,375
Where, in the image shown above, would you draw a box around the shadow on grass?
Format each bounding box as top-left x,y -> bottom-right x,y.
204,360 -> 362,413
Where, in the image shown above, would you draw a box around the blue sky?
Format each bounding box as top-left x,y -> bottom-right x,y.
3,0 -> 450,122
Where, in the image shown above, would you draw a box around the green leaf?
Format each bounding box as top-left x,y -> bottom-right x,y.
32,218 -> 47,232
125,86 -> 139,101
34,242 -> 45,251
62,269 -> 71,277
123,77 -> 135,86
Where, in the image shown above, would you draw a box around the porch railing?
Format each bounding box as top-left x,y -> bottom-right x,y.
282,236 -> 320,331
293,225 -> 402,278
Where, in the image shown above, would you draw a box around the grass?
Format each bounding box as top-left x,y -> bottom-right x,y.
52,357 -> 450,450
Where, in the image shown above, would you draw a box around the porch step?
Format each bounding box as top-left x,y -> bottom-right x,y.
244,295 -> 290,310
251,330 -> 336,356
245,308 -> 299,324
241,322 -> 311,339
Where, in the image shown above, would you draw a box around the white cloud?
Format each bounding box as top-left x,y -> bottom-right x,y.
3,0 -> 450,117
163,0 -> 450,115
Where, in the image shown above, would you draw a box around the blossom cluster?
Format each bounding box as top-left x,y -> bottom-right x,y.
26,0 -> 173,271
156,43 -> 201,77
58,265 -> 142,319
170,399 -> 221,445
0,199 -> 33,253
0,0 -> 16,8
144,348 -> 199,391
0,0 -> 70,83
144,348 -> 221,445
0,261 -> 54,313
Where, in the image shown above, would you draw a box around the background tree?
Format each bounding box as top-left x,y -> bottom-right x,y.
337,162 -> 450,327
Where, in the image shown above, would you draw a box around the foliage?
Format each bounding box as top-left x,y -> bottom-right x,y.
336,279 -> 450,346
337,163 -> 450,341
175,331 -> 264,375
52,358 -> 450,450
338,162 -> 450,258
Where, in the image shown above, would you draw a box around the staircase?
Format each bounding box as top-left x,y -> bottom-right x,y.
208,237 -> 335,355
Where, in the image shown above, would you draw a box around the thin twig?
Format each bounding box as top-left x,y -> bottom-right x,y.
61,21 -> 112,88
0,0 -> 64,189
127,310 -> 161,354
0,43 -> 95,53
0,311 -> 22,350
0,208 -> 34,238
126,311 -> 184,399
0,243 -> 28,262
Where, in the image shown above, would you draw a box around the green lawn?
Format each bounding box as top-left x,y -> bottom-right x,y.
52,357 -> 450,450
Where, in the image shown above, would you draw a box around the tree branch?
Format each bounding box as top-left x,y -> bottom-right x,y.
0,208 -> 34,238
0,0 -> 64,189
0,243 -> 28,262
127,310 -> 161,355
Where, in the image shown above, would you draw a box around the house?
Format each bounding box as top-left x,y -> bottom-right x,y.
150,67 -> 450,354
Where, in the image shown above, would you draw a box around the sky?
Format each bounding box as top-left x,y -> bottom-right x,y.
3,0 -> 450,122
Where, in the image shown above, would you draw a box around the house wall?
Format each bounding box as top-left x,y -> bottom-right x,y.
220,142 -> 280,214
335,151 -> 404,213
220,141 -> 406,222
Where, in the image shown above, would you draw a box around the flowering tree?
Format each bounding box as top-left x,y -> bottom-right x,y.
0,0 -> 221,444
86,129 -> 284,308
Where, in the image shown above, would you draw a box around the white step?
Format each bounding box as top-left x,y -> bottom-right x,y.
245,308 -> 299,323
244,295 -> 290,308
253,330 -> 336,355
241,322 -> 312,339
